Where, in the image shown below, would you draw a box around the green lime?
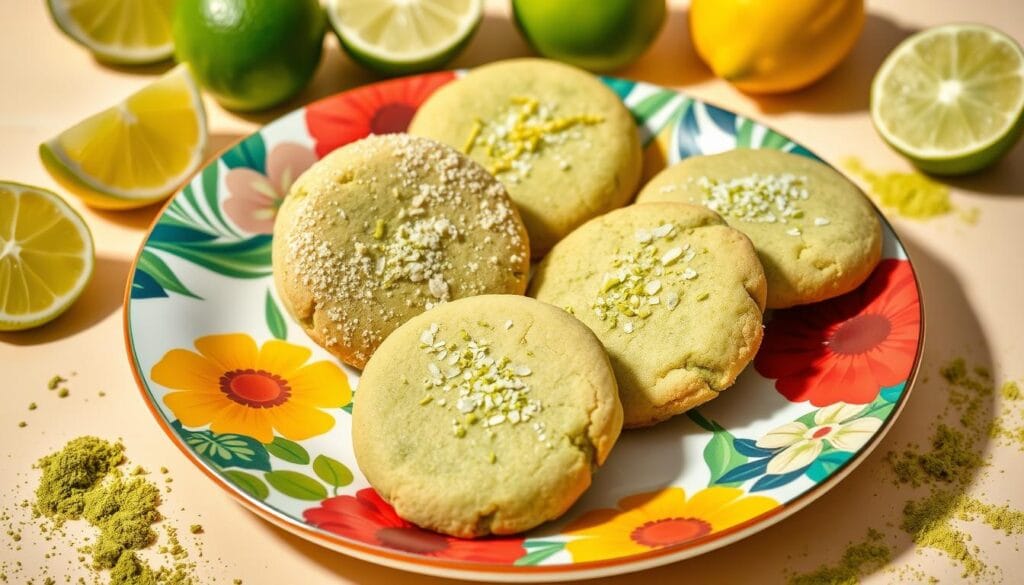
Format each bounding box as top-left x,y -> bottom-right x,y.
172,0 -> 325,112
325,0 -> 482,76
871,24 -> 1024,175
512,0 -> 666,72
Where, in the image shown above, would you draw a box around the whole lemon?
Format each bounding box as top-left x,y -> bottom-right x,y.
690,0 -> 864,94
173,0 -> 325,112
512,0 -> 666,72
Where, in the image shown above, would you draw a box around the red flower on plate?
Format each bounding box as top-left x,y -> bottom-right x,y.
303,488 -> 526,564
754,259 -> 920,406
305,72 -> 457,158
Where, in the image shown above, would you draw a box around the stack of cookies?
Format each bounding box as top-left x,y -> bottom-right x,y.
271,58 -> 882,538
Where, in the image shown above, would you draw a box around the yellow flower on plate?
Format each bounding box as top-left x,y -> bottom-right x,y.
151,333 -> 352,443
565,486 -> 778,562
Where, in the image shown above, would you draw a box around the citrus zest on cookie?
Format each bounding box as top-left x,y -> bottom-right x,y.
689,173 -> 830,234
462,95 -> 604,179
418,322 -> 547,445
591,223 -> 705,334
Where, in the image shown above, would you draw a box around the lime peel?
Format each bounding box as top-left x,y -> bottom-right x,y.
870,24 -> 1024,175
326,0 -> 482,75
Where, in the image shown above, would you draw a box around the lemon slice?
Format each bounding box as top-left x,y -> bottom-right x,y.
0,183 -> 94,331
326,0 -> 482,75
871,24 -> 1024,175
40,64 -> 207,210
47,0 -> 175,65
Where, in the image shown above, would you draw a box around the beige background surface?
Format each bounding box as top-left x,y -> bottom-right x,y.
2,0 -> 1023,583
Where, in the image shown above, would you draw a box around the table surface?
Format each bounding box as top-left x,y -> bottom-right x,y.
2,0 -> 1023,583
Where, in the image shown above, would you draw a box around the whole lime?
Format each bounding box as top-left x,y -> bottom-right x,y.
512,0 -> 666,72
172,0 -> 325,112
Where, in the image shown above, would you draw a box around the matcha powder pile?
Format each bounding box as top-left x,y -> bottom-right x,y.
32,437 -> 197,585
844,157 -> 963,221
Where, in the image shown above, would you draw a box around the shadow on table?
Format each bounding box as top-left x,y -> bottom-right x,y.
750,13 -> 918,116
940,139 -> 1024,197
0,254 -> 131,346
620,4 -> 713,89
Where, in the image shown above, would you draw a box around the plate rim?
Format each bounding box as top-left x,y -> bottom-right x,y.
121,74 -> 927,582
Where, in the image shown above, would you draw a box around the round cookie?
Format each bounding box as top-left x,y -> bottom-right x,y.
272,134 -> 529,369
636,149 -> 882,308
353,294 -> 623,537
408,58 -> 642,257
529,203 -> 767,428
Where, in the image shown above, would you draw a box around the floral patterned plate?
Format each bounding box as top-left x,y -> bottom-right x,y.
124,72 -> 923,582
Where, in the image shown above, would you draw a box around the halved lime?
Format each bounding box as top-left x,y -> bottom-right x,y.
0,183 -> 94,331
47,0 -> 175,65
871,24 -> 1024,175
40,64 -> 208,210
326,0 -> 482,75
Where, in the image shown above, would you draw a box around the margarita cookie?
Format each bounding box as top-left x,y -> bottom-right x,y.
637,149 -> 882,308
272,134 -> 529,369
353,294 -> 623,537
530,203 -> 766,428
408,58 -> 642,257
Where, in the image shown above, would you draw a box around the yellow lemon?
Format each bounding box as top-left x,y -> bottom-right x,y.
0,183 -> 94,331
690,0 -> 864,94
40,64 -> 207,210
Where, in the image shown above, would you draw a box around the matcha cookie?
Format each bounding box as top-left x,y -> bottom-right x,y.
530,203 -> 766,428
409,58 -> 642,257
353,294 -> 622,537
636,149 -> 882,308
272,134 -> 529,369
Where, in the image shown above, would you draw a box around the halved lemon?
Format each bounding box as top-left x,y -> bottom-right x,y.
47,0 -> 176,65
40,64 -> 207,210
0,183 -> 94,331
327,0 -> 482,75
871,24 -> 1024,175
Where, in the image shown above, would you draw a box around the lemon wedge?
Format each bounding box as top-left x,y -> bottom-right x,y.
0,183 -> 94,331
40,64 -> 207,210
47,0 -> 175,65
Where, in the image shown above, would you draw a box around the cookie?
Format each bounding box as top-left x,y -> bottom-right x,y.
272,134 -> 530,369
353,294 -> 623,537
636,149 -> 882,308
408,58 -> 642,257
529,203 -> 766,428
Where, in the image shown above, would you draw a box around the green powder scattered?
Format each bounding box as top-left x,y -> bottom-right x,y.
844,157 -> 954,220
1002,381 -> 1022,401
188,525 -> 202,535
902,490 -> 986,578
883,359 -> 1024,580
47,376 -> 65,390
18,422 -> 26,428
29,437 -> 198,584
888,424 -> 983,487
787,529 -> 891,585
28,403 -> 37,411
35,437 -> 124,521
83,475 -> 161,568
110,554 -> 156,585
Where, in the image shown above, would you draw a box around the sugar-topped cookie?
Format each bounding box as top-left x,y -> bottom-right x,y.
408,58 -> 642,257
636,149 -> 882,308
353,294 -> 622,537
530,203 -> 767,428
272,134 -> 530,369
